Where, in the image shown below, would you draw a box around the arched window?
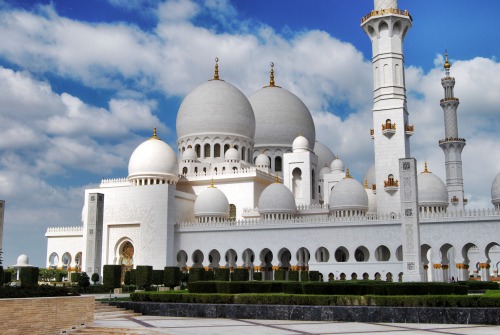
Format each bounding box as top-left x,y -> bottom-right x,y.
292,168 -> 302,198
182,167 -> 188,175
194,167 -> 198,173
311,169 -> 316,200
204,144 -> 210,158
49,252 -> 59,268
229,204 -> 236,221
214,144 -> 221,158
247,148 -> 251,162
241,147 -> 246,161
195,144 -> 201,158
275,156 -> 282,172
224,144 -> 230,154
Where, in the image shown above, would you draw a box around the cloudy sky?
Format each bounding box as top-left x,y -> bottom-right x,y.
1,0 -> 499,267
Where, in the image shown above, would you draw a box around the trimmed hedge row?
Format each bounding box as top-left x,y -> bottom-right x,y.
131,291 -> 500,307
103,265 -> 121,289
0,286 -> 79,299
20,267 -> 39,288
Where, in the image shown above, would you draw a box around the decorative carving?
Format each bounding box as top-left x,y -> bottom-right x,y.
407,262 -> 415,271
405,224 -> 414,253
403,177 -> 412,201
105,204 -> 154,224
402,162 -> 411,170
405,208 -> 412,217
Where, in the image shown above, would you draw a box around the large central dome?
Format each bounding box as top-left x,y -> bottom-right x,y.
176,80 -> 256,141
248,86 -> 316,150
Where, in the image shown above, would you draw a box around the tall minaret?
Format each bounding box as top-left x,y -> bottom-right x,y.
361,0 -> 413,214
439,53 -> 466,210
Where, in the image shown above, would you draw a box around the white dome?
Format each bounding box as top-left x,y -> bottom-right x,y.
363,164 -> 376,189
292,135 -> 309,153
255,153 -> 270,167
417,171 -> 448,208
128,137 -> 178,179
176,80 -> 255,140
330,158 -> 345,172
249,86 -> 315,150
194,185 -> 229,218
182,147 -> 197,161
319,166 -> 331,180
225,147 -> 239,161
329,178 -> 369,211
258,183 -> 296,215
314,141 -> 335,169
15,254 -> 30,267
492,172 -> 500,206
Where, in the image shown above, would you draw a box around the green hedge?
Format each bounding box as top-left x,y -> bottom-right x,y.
309,271 -> 320,282
189,268 -> 205,283
70,272 -> 80,283
188,281 -> 217,293
205,270 -> 215,281
103,265 -> 122,289
4,270 -> 11,284
253,272 -> 262,281
274,270 -> 285,281
124,271 -> 132,286
300,271 -> 308,282
136,266 -> 153,290
288,270 -> 299,281
232,269 -> 249,281
0,285 -> 79,299
152,270 -> 164,286
214,268 -> 229,281
20,267 -> 39,288
464,281 -> 499,290
0,266 -> 4,286
164,267 -> 181,289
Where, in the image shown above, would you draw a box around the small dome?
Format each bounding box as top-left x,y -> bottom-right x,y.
225,148 -> 239,161
194,185 -> 229,218
177,80 -> 255,141
314,141 -> 336,170
319,166 -> 331,180
363,164 -> 376,189
329,178 -> 369,212
15,254 -> 30,267
182,147 -> 198,161
128,136 -> 178,179
417,170 -> 448,208
249,86 -> 315,150
492,172 -> 500,206
292,135 -> 309,153
330,158 -> 345,172
258,183 -> 296,215
255,153 -> 270,167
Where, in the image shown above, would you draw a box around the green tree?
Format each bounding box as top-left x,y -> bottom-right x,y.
78,272 -> 91,290
91,273 -> 100,285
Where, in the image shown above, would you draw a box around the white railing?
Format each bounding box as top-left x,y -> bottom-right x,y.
182,167 -> 275,179
100,177 -> 130,186
46,226 -> 83,233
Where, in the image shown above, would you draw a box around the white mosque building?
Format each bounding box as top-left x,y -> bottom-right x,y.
46,0 -> 500,283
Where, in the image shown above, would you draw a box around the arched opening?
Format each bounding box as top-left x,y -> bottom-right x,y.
278,248 -> 291,270
242,147 -> 246,161
62,252 -> 71,271
355,246 -> 369,262
311,169 -> 316,200
315,247 -> 329,262
177,250 -> 188,269
225,249 -> 237,268
229,204 -> 236,221
375,245 -> 391,261
335,247 -> 349,262
386,272 -> 393,282
396,245 -> 403,261
351,273 -> 358,280
214,144 -> 221,158
182,167 -> 188,175
242,249 -> 255,268
192,249 -> 204,268
292,168 -> 302,198
208,249 -> 220,269
362,272 -> 369,280
75,252 -> 82,272
275,156 -> 282,172
260,248 -> 273,281
204,143 -> 210,158
49,252 -> 59,268
296,247 -> 310,270
195,144 -> 201,158
119,241 -> 134,283
224,144 -> 230,154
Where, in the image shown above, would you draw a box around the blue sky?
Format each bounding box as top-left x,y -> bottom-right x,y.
1,0 -> 499,267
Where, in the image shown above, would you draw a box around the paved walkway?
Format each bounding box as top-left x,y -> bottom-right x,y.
78,302 -> 500,335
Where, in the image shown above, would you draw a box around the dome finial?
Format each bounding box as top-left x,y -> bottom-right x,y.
423,162 -> 431,173
444,50 -> 451,72
275,173 -> 279,183
210,178 -> 215,188
269,62 -> 275,87
213,57 -> 220,80
364,178 -> 369,189
150,127 -> 159,140
345,168 -> 352,179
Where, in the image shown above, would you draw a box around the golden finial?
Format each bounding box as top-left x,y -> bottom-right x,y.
213,57 -> 220,80
150,127 -> 159,140
364,178 -> 369,189
423,162 -> 430,173
345,168 -> 352,179
444,50 -> 451,70
269,62 -> 275,87
275,173 -> 279,183
209,178 -> 215,188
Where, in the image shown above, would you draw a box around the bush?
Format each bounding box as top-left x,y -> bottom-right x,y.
70,272 -> 80,283
130,270 -> 137,285
309,271 -> 320,282
232,268 -> 249,281
152,270 -> 164,286
216,281 -> 243,294
91,273 -> 100,285
103,265 -> 121,290
282,282 -> 303,294
124,271 -> 132,286
20,267 -> 39,288
214,268 -> 229,281
78,272 -> 90,289
385,283 -> 467,296
188,281 -> 217,293
0,266 -> 4,286
300,271 -> 309,282
465,281 -> 499,291
288,270 -> 299,281
253,272 -> 262,281
274,270 -> 285,281
164,267 -> 181,289
204,270 -> 215,281
0,285 -> 79,299
4,270 -> 11,284
189,268 -> 205,283
136,266 -> 153,290
243,282 -> 272,293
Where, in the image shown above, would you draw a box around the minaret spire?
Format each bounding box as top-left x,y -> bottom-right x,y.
439,51 -> 466,210
213,57 -> 220,80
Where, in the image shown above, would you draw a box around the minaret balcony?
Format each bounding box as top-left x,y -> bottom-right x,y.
405,123 -> 414,136
440,97 -> 459,103
361,8 -> 411,24
370,129 -> 374,139
451,196 -> 459,204
439,137 -> 466,145
384,179 -> 398,192
381,122 -> 396,137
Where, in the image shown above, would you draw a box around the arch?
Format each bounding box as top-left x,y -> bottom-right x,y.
204,143 -> 210,158
229,204 -> 236,220
214,144 -> 221,158
242,248 -> 255,268
208,249 -> 220,269
194,167 -> 198,173
386,272 -> 393,282
393,21 -> 402,36
224,144 -> 230,154
378,21 -> 389,34
61,252 -> 71,270
396,245 -> 403,261
367,24 -> 375,37
275,156 -> 282,172
119,241 -> 134,282
383,64 -> 390,85
355,246 -> 369,262
195,144 -> 201,158
362,272 -> 369,280
225,249 -> 237,268
247,148 -> 251,163
395,64 -> 401,85
177,250 -> 188,268
351,272 -> 358,280
311,169 -> 316,200
374,272 -> 381,281
192,249 -> 204,268
278,248 -> 292,269
340,273 -> 346,280
259,248 -> 273,280
315,247 -> 330,262
375,245 -> 391,261
334,247 -> 349,262
74,252 -> 82,272
182,167 -> 188,175
398,272 -> 403,282
296,247 -> 310,268
292,168 -> 303,198
49,252 -> 59,268
241,146 -> 246,161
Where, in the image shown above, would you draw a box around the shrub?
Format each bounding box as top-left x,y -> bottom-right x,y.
204,270 -> 215,281
130,270 -> 137,285
188,281 -> 217,293
0,285 -> 78,299
214,268 -> 229,281
232,268 -> 249,281
91,273 -> 100,285
136,266 -> 153,290
465,281 -> 499,291
282,282 -> 303,294
216,281 -> 243,294
4,270 -> 11,284
253,272 -> 262,281
309,271 -> 320,282
300,271 -> 309,282
124,271 -> 132,286
70,272 -> 80,283
302,282 -> 331,295
78,272 -> 90,289
164,267 -> 181,289
243,281 -> 272,294
20,267 -> 39,288
188,268 -> 205,283
0,266 -> 4,286
288,270 -> 299,281
274,270 -> 285,281
152,270 -> 164,286
103,265 -> 121,290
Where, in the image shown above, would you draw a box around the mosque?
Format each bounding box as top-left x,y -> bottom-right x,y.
46,0 -> 500,283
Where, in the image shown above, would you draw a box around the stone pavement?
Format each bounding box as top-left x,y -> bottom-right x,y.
74,302 -> 500,335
